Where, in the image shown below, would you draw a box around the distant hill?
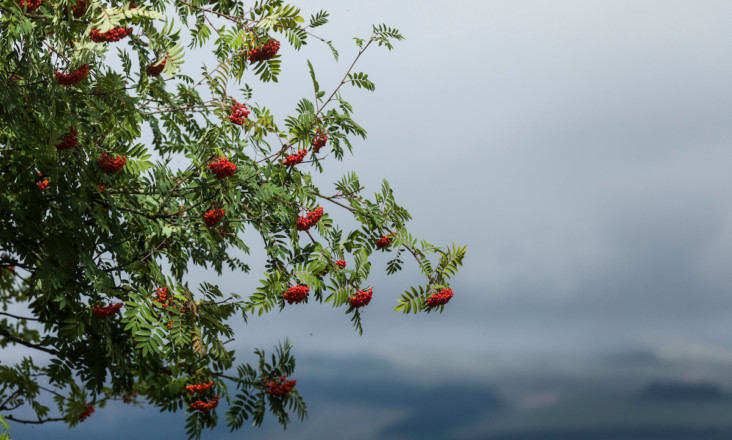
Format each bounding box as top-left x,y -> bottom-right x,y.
641,380 -> 723,401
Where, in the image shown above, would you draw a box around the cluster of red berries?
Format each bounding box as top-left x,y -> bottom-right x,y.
78,404 -> 95,422
93,302 -> 123,318
90,27 -> 133,43
147,58 -> 166,77
335,260 -> 346,269
37,179 -> 50,190
229,100 -> 250,125
264,375 -> 296,396
190,395 -> 220,412
98,153 -> 126,172
348,288 -> 373,308
204,208 -> 225,227
18,0 -> 41,11
186,381 -> 214,394
71,0 -> 86,17
282,149 -> 307,166
247,40 -> 280,62
312,130 -> 328,153
283,284 -> 309,304
296,206 -> 323,231
208,157 -> 237,178
56,127 -> 78,150
154,287 -> 170,307
55,64 -> 89,86
425,287 -> 454,308
375,235 -> 393,249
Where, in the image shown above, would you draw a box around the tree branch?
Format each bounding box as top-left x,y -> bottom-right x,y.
0,327 -> 58,356
4,414 -> 65,425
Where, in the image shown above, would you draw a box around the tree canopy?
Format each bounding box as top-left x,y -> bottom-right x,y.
0,0 -> 466,437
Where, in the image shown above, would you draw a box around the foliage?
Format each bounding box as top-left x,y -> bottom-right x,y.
0,414 -> 10,440
0,0 -> 465,438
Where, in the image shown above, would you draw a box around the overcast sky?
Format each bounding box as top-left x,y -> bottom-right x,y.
9,1 -> 732,438
217,0 -> 732,364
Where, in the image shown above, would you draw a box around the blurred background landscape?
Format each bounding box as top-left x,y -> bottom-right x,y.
9,0 -> 732,438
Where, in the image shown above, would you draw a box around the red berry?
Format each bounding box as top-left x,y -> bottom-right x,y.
55,64 -> 89,86
335,260 -> 346,269
186,381 -> 214,394
296,206 -> 323,231
97,153 -> 126,172
190,395 -> 220,412
247,40 -> 280,62
204,208 -> 225,227
56,127 -> 78,150
93,302 -> 123,319
18,0 -> 42,12
312,130 -> 328,154
78,404 -> 95,422
153,287 -> 170,307
71,0 -> 87,17
37,180 -> 50,190
147,58 -> 166,77
265,375 -> 296,396
90,27 -> 133,43
207,157 -> 237,178
283,284 -> 309,304
229,100 -> 250,125
425,287 -> 454,308
283,149 -> 307,166
375,235 -> 393,249
348,288 -> 373,308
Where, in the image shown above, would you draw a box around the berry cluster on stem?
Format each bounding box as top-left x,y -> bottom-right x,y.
18,0 -> 42,12
425,287 -> 453,308
78,404 -> 94,422
348,288 -> 373,308
56,127 -> 78,150
283,284 -> 308,304
312,130 -> 328,153
264,375 -> 296,396
98,153 -> 126,172
154,287 -> 170,307
247,40 -> 280,62
55,64 -> 89,86
204,208 -> 225,227
37,179 -> 50,190
93,303 -> 123,318
296,206 -> 323,231
229,100 -> 250,125
282,148 -> 307,166
375,235 -> 393,249
335,260 -> 346,269
147,58 -> 166,77
90,27 -> 132,43
186,381 -> 214,394
190,395 -> 220,412
208,157 -> 237,178
71,0 -> 86,17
